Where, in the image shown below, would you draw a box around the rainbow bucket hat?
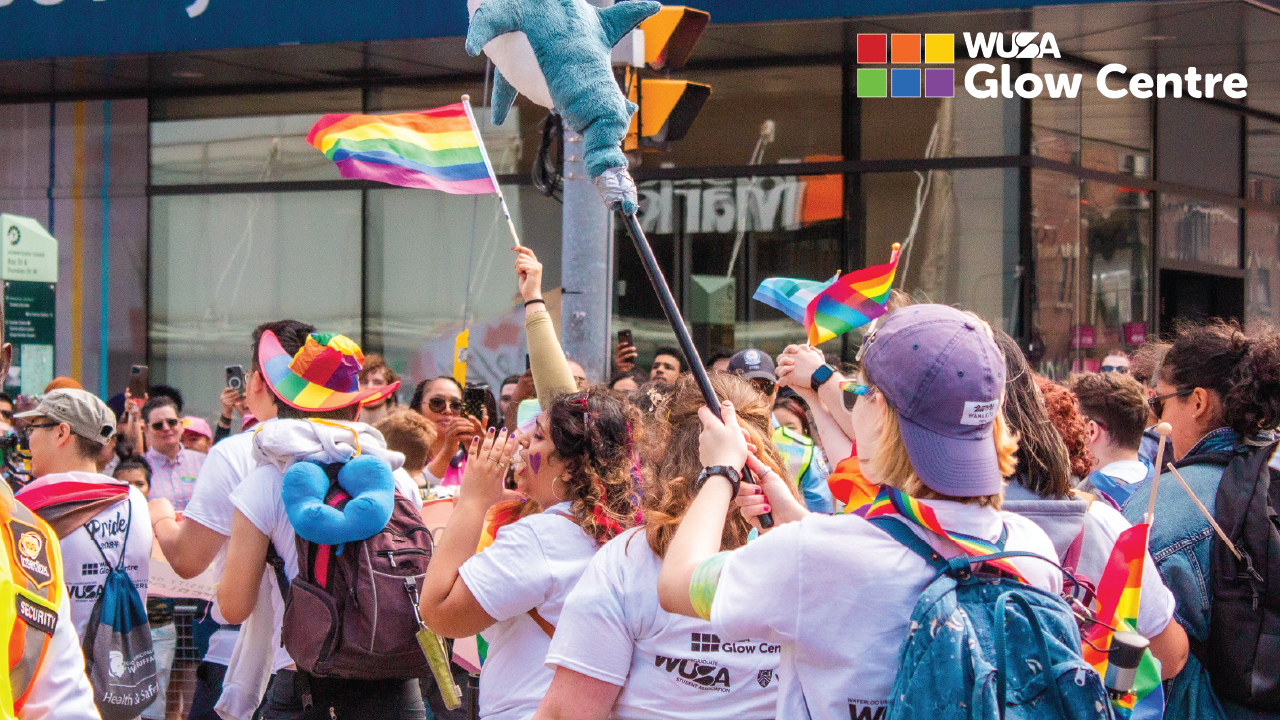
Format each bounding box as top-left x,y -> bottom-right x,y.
259,330 -> 400,412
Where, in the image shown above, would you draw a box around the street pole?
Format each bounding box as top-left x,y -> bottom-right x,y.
559,0 -> 615,385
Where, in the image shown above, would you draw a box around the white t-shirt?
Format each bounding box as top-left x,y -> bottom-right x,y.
547,528 -> 779,719
458,502 -> 598,720
1084,501 -> 1176,639
709,503 -> 1061,720
21,473 -> 153,639
1097,460 -> 1149,485
180,431 -> 259,667
230,462 -> 422,672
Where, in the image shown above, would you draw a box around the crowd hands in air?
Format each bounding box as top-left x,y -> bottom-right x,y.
2,245 -> 1277,720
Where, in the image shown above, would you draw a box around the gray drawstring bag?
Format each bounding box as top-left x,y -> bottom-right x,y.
81,501 -> 159,720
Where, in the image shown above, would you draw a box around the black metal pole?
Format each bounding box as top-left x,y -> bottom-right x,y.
619,211 -> 773,528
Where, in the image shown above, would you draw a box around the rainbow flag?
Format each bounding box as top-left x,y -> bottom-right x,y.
1085,523 -> 1164,719
307,103 -> 498,194
825,453 -> 879,516
806,243 -> 901,345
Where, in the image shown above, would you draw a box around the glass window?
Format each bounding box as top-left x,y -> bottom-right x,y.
1246,209 -> 1280,328
1157,194 -> 1240,267
863,60 -> 1020,160
1158,99 -> 1240,196
1031,59 -> 1081,165
1031,170 -> 1152,378
151,113 -> 360,185
150,191 -> 362,421
1032,58 -> 1151,177
647,65 -> 841,169
865,168 -> 1018,331
364,185 -> 562,394
1247,118 -> 1280,206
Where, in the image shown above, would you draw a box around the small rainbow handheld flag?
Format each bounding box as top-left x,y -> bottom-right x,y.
307,103 -> 499,195
752,275 -> 836,324
805,243 -> 901,345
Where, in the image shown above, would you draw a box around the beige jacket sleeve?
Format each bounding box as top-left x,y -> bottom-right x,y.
525,311 -> 578,409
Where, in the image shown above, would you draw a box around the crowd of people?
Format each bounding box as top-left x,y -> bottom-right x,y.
0,245 -> 1276,720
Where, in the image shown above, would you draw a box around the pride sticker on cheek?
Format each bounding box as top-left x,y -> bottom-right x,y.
529,452 -> 542,475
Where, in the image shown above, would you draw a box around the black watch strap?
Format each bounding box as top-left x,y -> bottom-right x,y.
694,466 -> 742,497
810,364 -> 836,393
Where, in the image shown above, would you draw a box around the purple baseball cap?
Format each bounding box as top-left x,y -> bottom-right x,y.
861,304 -> 1006,497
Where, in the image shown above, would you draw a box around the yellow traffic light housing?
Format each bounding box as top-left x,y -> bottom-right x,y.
625,73 -> 712,151
639,6 -> 710,70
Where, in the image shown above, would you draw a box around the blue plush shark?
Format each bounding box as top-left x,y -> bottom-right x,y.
466,0 -> 661,210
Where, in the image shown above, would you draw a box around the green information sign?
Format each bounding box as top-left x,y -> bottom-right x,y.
0,215 -> 58,396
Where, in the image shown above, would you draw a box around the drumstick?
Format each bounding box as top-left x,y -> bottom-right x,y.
1165,462 -> 1243,561
1144,422 -> 1173,525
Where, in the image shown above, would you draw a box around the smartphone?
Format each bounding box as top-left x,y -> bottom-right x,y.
462,385 -> 489,421
225,365 -> 246,396
617,329 -> 633,348
128,366 -> 149,404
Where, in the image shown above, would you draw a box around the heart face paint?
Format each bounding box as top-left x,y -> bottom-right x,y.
529,451 -> 542,475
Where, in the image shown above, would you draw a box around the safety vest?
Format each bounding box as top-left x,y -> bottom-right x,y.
0,481 -> 62,719
772,425 -> 815,485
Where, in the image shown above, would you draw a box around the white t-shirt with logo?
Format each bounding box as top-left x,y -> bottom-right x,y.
230,462 -> 422,672
547,528 -> 779,719
708,503 -> 1061,720
180,431 -> 259,667
20,472 -> 153,639
458,503 -> 598,720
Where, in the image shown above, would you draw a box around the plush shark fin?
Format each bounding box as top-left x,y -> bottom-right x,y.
465,0 -> 523,56
596,0 -> 662,48
490,70 -> 519,126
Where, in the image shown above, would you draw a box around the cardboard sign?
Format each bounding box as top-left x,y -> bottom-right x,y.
420,498 -> 456,545
148,539 -> 216,600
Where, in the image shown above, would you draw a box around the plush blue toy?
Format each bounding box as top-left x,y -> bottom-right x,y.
283,455 -> 396,547
466,0 -> 662,214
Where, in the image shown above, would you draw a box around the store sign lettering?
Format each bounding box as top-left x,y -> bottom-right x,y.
638,177 -> 802,236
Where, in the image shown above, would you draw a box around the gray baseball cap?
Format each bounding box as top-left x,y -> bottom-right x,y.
15,389 -> 116,445
862,304 -> 1006,497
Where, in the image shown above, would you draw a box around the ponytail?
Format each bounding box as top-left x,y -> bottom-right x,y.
547,389 -> 641,545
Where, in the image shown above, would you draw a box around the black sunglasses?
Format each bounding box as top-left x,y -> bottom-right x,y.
749,378 -> 776,396
427,397 -> 464,414
150,418 -> 182,431
1148,389 -> 1192,418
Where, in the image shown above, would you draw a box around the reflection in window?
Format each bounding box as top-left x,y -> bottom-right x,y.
1031,171 -> 1152,378
1031,58 -> 1151,177
150,191 -> 362,421
151,114 -> 352,185
1246,210 -> 1280,328
1157,195 -> 1240,267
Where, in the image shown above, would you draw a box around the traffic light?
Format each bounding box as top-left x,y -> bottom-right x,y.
622,6 -> 711,152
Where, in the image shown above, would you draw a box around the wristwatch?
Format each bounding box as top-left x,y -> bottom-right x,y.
810,364 -> 836,393
694,466 -> 742,497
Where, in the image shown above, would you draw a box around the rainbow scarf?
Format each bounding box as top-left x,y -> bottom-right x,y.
307,103 -> 499,194
805,244 -> 901,345
1084,523 -> 1163,719
864,485 -> 1028,583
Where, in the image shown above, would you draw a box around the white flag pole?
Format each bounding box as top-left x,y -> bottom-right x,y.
461,94 -> 522,247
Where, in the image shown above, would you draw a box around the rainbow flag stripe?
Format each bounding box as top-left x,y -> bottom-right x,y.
865,485 -> 1028,583
307,103 -> 498,194
806,244 -> 901,345
753,276 -> 836,324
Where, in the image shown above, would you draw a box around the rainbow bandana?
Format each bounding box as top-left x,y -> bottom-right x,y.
259,330 -> 400,412
864,485 -> 1028,583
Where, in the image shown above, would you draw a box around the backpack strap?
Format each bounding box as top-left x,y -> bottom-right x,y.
868,516 -> 947,572
265,543 -> 290,597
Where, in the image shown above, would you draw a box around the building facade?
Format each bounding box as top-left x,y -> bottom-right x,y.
0,0 -> 1277,419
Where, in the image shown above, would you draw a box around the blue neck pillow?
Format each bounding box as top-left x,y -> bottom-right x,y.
283,455 -> 396,547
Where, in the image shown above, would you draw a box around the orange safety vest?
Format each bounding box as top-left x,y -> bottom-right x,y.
0,481 -> 62,718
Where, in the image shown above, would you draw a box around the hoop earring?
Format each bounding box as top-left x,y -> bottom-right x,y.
550,474 -> 567,503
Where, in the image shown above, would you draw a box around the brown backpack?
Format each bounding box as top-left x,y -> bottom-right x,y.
268,462 -> 434,680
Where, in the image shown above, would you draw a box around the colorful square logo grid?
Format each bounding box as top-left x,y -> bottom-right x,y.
857,34 -> 955,98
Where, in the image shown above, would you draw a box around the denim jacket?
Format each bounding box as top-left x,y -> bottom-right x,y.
1121,428 -> 1280,720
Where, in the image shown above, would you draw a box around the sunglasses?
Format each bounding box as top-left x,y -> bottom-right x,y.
427,397 -> 464,414
839,380 -> 876,410
1148,389 -> 1192,418
749,378 -> 776,396
150,418 -> 182,431
1100,365 -> 1129,374
0,410 -> 12,420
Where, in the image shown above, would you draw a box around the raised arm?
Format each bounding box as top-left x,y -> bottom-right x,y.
149,498 -> 227,579
515,247 -> 578,406
776,344 -> 854,457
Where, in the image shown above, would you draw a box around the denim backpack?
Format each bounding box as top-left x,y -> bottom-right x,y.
867,516 -> 1112,720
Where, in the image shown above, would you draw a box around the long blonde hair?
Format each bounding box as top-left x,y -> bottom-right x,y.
862,386 -> 1017,509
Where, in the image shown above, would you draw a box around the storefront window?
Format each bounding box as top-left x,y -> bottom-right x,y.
1248,118 -> 1280,206
1157,194 -> 1240,267
1032,58 -> 1151,177
1031,170 -> 1152,378
150,191 -> 362,421
364,185 -> 562,394
1246,210 -> 1280,328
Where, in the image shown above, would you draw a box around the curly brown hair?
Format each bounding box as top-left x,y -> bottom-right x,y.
1034,376 -> 1094,479
545,387 -> 641,545
643,374 -> 794,558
